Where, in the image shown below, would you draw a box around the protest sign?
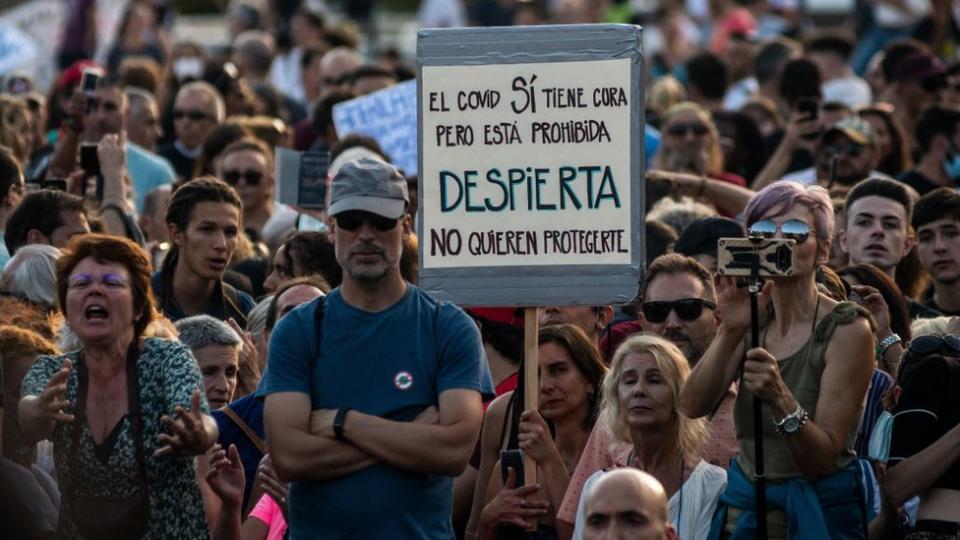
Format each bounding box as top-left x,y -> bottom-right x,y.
275,147 -> 330,210
417,24 -> 644,307
333,80 -> 418,176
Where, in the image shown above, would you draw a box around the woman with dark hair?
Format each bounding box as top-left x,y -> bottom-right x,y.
475,324 -> 607,540
838,264 -> 909,458
193,121 -> 252,178
18,234 -> 216,538
859,104 -> 913,177
105,1 -> 167,74
681,181 -> 875,538
263,231 -> 341,294
840,263 -> 911,368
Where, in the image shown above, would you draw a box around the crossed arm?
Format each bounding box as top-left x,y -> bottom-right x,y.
265,389 -> 483,483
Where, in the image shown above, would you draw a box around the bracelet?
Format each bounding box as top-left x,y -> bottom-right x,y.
876,333 -> 901,361
333,407 -> 352,441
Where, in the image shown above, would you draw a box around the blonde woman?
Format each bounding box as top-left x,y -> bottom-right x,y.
572,334 -> 726,540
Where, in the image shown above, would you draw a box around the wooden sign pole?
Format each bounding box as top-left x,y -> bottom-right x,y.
523,307 -> 539,485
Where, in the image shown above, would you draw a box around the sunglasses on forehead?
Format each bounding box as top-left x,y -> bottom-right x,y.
642,298 -> 716,323
222,169 -> 263,186
748,219 -> 811,244
907,334 -> 960,356
335,210 -> 400,232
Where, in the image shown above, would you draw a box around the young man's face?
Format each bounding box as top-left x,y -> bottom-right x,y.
170,202 -> 240,282
49,210 -> 91,248
917,217 -> 960,285
841,195 -> 913,274
86,86 -> 127,141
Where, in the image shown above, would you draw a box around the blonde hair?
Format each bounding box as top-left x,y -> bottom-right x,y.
0,95 -> 32,163
601,334 -> 707,463
647,75 -> 687,115
911,316 -> 953,338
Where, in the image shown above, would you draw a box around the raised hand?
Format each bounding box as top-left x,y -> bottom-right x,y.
36,359 -> 75,423
715,276 -> 773,335
206,444 -> 245,507
155,390 -> 211,457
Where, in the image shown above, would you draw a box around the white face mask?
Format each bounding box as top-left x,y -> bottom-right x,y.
172,57 -> 203,82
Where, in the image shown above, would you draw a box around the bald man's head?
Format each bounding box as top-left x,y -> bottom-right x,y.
583,469 -> 678,540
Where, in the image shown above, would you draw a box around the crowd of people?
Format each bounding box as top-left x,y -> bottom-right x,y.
2,0 -> 960,539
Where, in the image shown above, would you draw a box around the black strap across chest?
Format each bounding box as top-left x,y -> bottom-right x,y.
70,342 -> 149,492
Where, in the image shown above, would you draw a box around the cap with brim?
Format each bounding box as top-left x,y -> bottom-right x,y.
328,157 -> 408,219
894,53 -> 946,82
823,116 -> 874,146
674,216 -> 745,257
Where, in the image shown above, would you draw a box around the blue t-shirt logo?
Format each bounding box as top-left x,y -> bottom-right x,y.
393,371 -> 414,390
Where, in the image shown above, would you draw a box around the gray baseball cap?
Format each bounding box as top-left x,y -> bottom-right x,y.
327,157 -> 409,219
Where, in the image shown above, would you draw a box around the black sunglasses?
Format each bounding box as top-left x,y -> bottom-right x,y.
907,334 -> 960,356
335,210 -> 399,232
748,219 -> 811,244
921,75 -> 947,93
823,142 -> 864,158
173,109 -> 212,122
666,122 -> 709,137
222,169 -> 264,186
642,298 -> 716,323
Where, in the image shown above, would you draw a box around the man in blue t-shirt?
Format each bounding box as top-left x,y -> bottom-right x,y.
263,157 -> 493,539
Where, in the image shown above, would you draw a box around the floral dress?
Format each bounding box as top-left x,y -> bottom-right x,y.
22,337 -> 211,539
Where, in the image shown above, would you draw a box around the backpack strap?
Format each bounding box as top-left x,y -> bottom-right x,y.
314,295 -> 326,360
221,405 -> 267,455
222,282 -> 248,328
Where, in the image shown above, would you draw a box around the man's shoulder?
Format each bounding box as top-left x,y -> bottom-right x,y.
127,142 -> 176,177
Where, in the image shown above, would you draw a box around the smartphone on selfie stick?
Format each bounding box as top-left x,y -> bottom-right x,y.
717,235 -> 797,540
79,143 -> 104,201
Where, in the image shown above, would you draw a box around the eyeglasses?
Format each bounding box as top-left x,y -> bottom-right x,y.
748,219 -> 811,244
921,75 -> 947,94
642,299 -> 716,323
222,169 -> 264,186
68,272 -> 129,291
173,109 -> 213,122
335,210 -> 399,232
823,142 -> 864,158
665,122 -> 709,137
907,334 -> 960,356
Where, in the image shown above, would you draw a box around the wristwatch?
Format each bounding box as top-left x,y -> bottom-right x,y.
876,333 -> 902,360
774,404 -> 809,437
333,407 -> 352,441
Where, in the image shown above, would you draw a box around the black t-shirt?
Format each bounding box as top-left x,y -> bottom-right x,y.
890,354 -> 960,490
897,169 -> 951,196
156,143 -> 196,180
925,295 -> 960,317
909,297 -> 943,319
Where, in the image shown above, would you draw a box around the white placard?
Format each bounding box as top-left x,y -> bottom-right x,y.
420,58 -> 633,269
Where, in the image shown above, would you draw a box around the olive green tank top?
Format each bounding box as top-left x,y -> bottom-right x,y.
734,300 -> 871,482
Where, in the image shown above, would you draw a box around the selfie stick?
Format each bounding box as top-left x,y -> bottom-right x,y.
749,247 -> 769,539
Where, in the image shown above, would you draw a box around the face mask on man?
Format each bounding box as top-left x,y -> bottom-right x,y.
943,146 -> 960,180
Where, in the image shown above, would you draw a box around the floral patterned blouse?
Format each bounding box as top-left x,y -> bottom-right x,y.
22,337 -> 211,539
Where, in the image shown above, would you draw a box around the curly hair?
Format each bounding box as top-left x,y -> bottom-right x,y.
601,334 -> 708,464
